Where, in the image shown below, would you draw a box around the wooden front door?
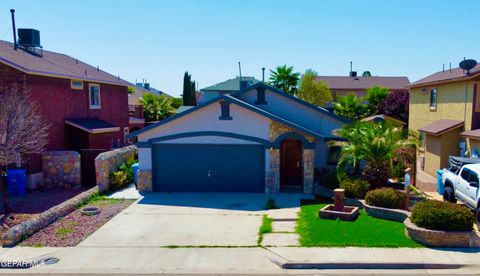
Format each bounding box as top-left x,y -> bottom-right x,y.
472,83 -> 480,130
280,139 -> 303,187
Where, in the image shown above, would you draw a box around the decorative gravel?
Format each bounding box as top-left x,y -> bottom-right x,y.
20,199 -> 133,247
0,187 -> 88,236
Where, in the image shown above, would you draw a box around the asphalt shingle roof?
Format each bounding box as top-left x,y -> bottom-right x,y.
0,40 -> 131,86
200,76 -> 260,92
418,119 -> 464,136
315,76 -> 410,90
410,64 -> 480,87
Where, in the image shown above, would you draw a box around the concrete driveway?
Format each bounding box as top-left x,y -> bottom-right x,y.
79,193 -> 305,247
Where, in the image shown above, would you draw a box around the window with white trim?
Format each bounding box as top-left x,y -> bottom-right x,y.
71,79 -> 83,90
89,84 -> 101,109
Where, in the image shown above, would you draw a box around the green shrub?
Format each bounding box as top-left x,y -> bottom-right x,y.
365,188 -> 402,209
339,178 -> 370,199
109,171 -> 127,190
411,200 -> 474,231
319,169 -> 339,190
119,162 -> 133,184
117,157 -> 137,185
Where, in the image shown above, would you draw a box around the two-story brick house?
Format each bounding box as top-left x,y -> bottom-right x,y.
0,40 -> 131,186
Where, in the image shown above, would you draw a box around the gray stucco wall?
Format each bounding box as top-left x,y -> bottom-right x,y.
237,88 -> 344,137
137,102 -> 270,143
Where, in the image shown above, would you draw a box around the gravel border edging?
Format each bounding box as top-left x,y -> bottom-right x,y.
1,187 -> 99,247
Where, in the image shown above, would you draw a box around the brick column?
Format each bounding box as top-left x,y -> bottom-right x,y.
137,169 -> 153,192
303,149 -> 314,193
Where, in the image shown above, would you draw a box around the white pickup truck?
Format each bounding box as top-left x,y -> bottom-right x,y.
442,156 -> 480,225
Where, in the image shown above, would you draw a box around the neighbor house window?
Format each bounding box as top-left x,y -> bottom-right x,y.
89,84 -> 101,109
70,79 -> 83,90
429,88 -> 437,110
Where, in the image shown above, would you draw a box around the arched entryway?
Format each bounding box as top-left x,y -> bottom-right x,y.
280,139 -> 303,191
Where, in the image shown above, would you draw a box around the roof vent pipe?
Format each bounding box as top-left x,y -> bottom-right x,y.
10,9 -> 17,50
238,62 -> 242,80
262,67 -> 265,82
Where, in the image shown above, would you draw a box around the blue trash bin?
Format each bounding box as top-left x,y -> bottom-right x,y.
132,163 -> 139,184
6,169 -> 27,197
437,169 -> 444,196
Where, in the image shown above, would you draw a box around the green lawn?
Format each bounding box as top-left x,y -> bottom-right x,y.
297,198 -> 423,247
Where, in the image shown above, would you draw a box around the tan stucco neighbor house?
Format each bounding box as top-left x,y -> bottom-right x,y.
409,62 -> 480,177
128,81 -> 349,193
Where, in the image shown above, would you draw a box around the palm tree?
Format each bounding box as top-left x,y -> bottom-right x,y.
333,93 -> 368,121
269,65 -> 300,95
336,121 -> 416,188
365,86 -> 390,115
140,93 -> 176,122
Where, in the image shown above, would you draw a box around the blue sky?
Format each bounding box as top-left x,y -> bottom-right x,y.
0,0 -> 479,97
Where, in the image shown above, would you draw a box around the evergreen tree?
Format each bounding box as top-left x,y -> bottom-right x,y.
182,71 -> 197,106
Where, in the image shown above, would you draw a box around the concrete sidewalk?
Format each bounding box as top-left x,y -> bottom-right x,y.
1,246 -> 479,274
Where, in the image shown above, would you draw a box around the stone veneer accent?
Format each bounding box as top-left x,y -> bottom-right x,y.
95,146 -> 137,192
268,121 -> 316,193
266,149 -> 280,193
303,149 -> 314,193
42,151 -> 81,188
137,169 -> 153,192
2,187 -> 98,247
269,121 -> 315,143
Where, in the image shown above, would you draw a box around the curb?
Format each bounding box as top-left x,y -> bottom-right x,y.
280,262 -> 465,270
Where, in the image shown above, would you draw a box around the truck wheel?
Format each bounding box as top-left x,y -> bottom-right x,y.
443,187 -> 456,203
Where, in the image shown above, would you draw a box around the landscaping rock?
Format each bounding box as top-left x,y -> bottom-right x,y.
1,187 -> 98,247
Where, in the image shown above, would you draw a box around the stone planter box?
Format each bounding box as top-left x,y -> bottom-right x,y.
404,218 -> 480,248
361,201 -> 410,222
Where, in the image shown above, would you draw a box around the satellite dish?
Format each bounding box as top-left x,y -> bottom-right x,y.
459,59 -> 477,75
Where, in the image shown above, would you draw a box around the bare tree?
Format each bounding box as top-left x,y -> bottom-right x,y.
0,84 -> 49,214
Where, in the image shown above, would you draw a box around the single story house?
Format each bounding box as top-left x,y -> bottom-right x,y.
128,81 -> 349,193
316,72 -> 410,109
198,76 -> 260,104
409,61 -> 480,176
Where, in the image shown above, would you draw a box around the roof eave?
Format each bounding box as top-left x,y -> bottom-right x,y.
0,57 -> 133,87
409,72 -> 480,89
419,123 -> 464,136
